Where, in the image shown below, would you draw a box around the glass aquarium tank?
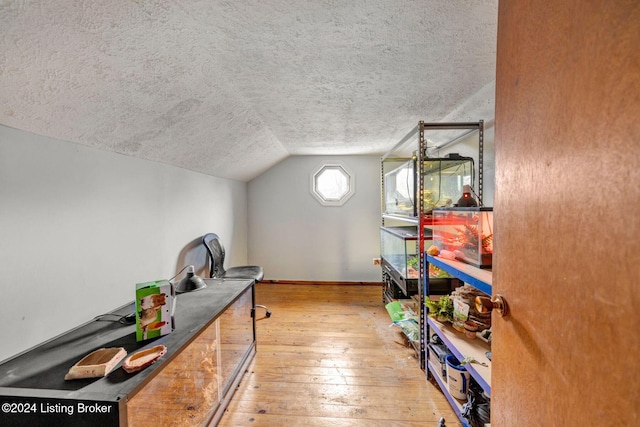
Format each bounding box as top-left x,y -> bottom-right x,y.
383,159 -> 417,217
431,207 -> 494,268
422,156 -> 475,214
380,226 -> 457,296
380,226 -> 419,296
383,156 -> 475,217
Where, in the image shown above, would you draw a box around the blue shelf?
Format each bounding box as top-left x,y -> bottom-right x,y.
426,255 -> 492,295
426,360 -> 469,427
424,253 -> 493,406
427,317 -> 492,396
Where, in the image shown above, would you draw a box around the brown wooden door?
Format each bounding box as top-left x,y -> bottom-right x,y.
493,1 -> 640,425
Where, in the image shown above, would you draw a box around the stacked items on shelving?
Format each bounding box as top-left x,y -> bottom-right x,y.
450,284 -> 492,332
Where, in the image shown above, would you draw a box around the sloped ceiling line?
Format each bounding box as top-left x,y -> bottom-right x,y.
0,0 -> 498,181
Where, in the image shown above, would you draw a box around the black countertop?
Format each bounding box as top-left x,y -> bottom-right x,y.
0,278 -> 253,402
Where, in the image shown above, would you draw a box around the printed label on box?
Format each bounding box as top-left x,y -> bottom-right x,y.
452,299 -> 470,332
135,280 -> 175,341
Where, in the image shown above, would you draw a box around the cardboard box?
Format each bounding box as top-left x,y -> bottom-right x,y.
135,280 -> 175,341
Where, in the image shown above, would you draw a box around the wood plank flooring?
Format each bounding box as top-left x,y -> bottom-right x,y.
218,284 -> 460,427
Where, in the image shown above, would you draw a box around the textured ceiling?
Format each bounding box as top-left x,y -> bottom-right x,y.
0,0 -> 498,181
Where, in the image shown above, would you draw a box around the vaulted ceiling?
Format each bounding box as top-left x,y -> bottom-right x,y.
0,1 -> 498,181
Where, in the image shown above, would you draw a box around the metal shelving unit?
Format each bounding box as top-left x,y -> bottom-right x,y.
425,255 -> 492,427
380,121 -> 485,369
417,121 -> 484,369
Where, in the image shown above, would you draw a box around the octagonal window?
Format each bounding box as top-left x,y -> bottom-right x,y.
311,164 -> 355,206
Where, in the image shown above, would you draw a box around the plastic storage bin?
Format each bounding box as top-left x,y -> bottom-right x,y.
446,354 -> 470,401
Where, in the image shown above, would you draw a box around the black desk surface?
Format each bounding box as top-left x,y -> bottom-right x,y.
0,278 -> 253,402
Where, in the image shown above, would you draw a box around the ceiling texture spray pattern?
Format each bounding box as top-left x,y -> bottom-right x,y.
0,0 -> 498,181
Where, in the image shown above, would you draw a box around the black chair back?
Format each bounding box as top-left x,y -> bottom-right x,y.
202,233 -> 226,278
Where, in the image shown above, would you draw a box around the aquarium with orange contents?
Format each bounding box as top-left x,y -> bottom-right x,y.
431,207 -> 494,268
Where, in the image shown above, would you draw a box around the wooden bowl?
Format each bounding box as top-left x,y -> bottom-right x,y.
122,345 -> 167,373
65,347 -> 127,380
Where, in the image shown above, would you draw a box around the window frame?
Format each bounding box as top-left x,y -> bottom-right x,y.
310,163 -> 355,207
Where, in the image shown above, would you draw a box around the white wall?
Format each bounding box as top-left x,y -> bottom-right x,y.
0,123 -> 495,360
248,155 -> 382,282
0,125 -> 248,362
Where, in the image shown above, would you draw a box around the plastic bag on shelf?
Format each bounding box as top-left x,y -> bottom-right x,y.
385,301 -> 419,342
385,301 -> 418,323
392,319 -> 419,342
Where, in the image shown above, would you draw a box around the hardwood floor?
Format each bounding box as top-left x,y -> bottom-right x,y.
218,284 -> 460,427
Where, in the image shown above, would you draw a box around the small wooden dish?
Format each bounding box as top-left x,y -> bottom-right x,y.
122,345 -> 167,373
65,347 -> 127,380
463,320 -> 479,339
